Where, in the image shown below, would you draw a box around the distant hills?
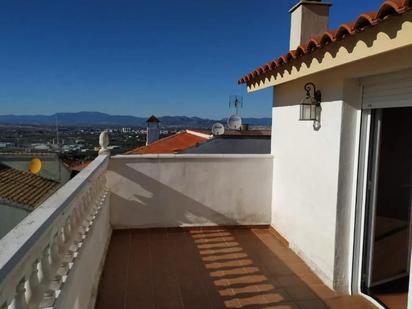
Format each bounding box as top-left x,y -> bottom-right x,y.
0,112 -> 271,128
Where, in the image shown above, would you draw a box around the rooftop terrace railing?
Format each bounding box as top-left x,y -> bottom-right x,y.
0,152 -> 274,309
0,155 -> 110,309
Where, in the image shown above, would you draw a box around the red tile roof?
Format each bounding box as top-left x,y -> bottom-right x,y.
238,0 -> 412,85
125,130 -> 210,154
0,163 -> 60,209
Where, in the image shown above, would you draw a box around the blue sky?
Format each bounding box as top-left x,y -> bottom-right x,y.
0,0 -> 383,119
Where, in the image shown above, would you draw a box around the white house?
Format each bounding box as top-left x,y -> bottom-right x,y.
239,0 -> 412,307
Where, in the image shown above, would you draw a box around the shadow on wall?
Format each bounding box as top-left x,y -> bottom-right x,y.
107,163 -> 241,228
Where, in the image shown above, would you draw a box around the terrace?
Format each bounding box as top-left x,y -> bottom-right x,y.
0,152 -> 373,308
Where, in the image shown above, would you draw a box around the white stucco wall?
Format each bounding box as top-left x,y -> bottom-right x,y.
272,80 -> 343,288
107,154 -> 273,228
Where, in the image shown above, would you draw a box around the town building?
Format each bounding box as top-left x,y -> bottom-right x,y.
146,115 -> 161,145
0,163 -> 60,238
0,152 -> 72,183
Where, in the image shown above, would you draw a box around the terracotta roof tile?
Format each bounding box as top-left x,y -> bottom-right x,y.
125,130 -> 210,154
0,164 -> 60,209
238,0 -> 412,85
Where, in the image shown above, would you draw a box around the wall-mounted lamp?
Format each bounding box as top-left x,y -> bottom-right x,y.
299,82 -> 322,131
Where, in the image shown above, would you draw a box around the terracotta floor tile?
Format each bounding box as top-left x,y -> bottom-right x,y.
282,285 -> 319,301
95,228 -> 375,309
298,272 -> 324,286
227,274 -> 268,286
202,252 -> 248,262
200,246 -> 244,255
192,232 -> 232,238
197,241 -> 240,249
261,302 -> 300,309
295,299 -> 329,309
324,296 -> 374,309
222,267 -> 259,277
238,294 -> 271,306
308,284 -> 340,299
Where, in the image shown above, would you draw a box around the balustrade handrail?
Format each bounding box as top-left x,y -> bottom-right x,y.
0,154 -> 109,308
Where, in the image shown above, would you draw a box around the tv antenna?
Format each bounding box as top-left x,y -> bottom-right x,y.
229,95 -> 243,115
55,114 -> 61,153
227,95 -> 243,130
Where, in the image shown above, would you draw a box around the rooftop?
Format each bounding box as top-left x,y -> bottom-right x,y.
219,130 -> 271,138
0,163 -> 60,209
126,130 -> 210,154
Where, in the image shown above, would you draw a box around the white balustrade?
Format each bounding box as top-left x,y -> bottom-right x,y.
14,278 -> 27,309
27,261 -> 41,309
0,155 -> 110,309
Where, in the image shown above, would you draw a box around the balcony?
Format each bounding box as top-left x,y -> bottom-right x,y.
0,154 -> 373,309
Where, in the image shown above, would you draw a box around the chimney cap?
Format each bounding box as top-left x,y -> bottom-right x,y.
289,0 -> 332,14
146,115 -> 160,123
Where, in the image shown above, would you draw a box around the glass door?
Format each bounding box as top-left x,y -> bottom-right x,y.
362,107 -> 412,306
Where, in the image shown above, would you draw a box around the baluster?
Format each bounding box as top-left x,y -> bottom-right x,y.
70,209 -> 83,248
90,187 -> 99,211
26,260 -> 42,309
49,234 -> 63,291
92,185 -> 98,202
100,175 -> 107,197
62,219 -> 75,262
39,246 -> 55,308
78,200 -> 90,236
13,278 -> 28,309
86,197 -> 97,223
52,230 -> 68,279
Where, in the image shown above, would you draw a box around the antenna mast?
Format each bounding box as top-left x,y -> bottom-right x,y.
229,95 -> 243,115
55,114 -> 60,153
227,95 -> 244,130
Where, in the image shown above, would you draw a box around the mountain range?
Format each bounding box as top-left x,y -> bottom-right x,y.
0,112 -> 271,128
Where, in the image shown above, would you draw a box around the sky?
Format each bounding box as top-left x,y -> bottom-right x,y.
0,0 -> 384,119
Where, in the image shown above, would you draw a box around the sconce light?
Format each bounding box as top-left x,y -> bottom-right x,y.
299,82 -> 322,131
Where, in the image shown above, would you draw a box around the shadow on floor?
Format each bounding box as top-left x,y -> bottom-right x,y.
95,228 -> 374,309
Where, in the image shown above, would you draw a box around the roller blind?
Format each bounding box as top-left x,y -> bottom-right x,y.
362,69 -> 412,109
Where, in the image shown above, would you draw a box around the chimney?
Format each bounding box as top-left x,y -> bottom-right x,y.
146,115 -> 160,145
289,0 -> 332,50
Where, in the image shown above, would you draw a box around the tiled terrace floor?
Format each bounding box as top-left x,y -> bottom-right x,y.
96,228 -> 375,309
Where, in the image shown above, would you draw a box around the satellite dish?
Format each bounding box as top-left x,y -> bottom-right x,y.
29,158 -> 42,174
211,123 -> 225,136
227,114 -> 242,130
